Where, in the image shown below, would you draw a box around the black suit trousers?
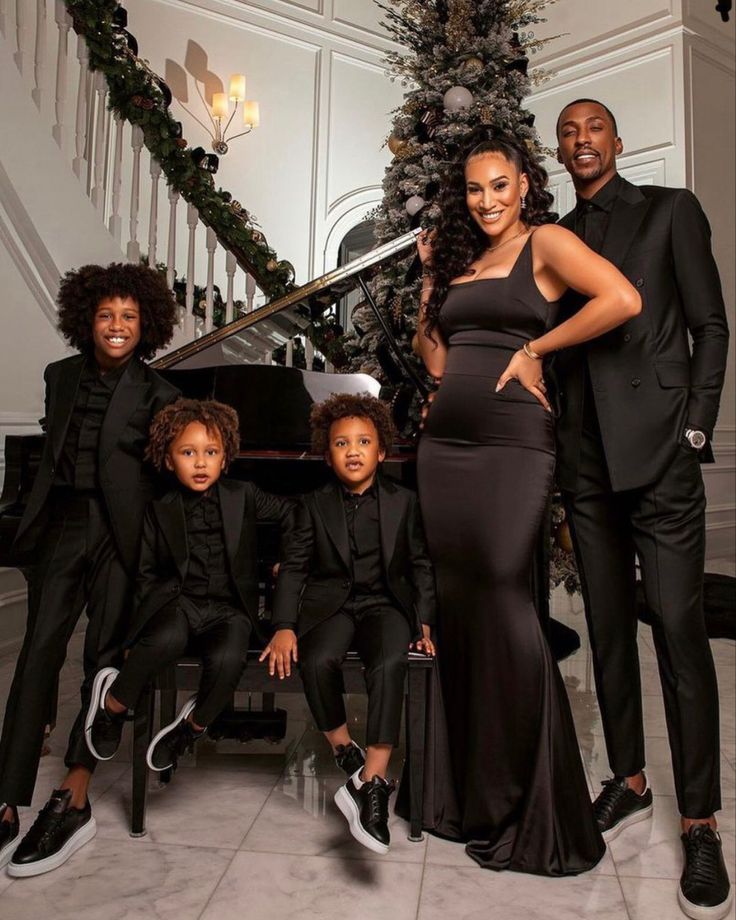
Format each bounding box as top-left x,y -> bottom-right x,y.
0,492 -> 132,805
111,602 -> 251,728
563,405 -> 721,818
299,604 -> 411,747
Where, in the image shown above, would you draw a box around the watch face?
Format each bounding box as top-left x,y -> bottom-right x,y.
688,430 -> 707,450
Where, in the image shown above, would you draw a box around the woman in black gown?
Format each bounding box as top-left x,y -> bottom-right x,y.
415,137 -> 641,876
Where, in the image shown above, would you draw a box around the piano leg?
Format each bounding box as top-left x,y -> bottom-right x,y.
130,682 -> 154,837
405,665 -> 428,842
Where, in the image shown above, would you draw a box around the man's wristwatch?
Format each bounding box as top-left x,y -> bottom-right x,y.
684,428 -> 707,450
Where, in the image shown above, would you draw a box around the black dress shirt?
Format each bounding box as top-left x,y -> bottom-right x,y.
573,173 -> 624,254
341,484 -> 393,615
56,360 -> 127,490
181,488 -> 235,603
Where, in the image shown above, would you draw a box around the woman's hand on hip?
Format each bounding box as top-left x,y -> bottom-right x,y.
496,350 -> 551,412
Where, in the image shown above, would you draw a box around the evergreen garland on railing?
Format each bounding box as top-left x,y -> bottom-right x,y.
65,0 -> 297,300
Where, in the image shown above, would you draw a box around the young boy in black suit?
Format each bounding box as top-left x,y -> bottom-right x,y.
85,398 -> 292,776
264,393 -> 436,855
0,263 -> 179,876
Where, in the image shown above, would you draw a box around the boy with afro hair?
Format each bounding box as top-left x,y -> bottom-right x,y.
84,398 -> 293,780
0,262 -> 179,876
266,393 -> 436,855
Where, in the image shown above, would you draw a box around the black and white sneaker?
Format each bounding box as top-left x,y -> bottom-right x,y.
334,741 -> 365,777
147,696 -> 204,772
334,769 -> 395,855
8,789 -> 96,877
593,775 -> 653,841
85,667 -> 126,760
0,804 -> 20,868
678,824 -> 733,920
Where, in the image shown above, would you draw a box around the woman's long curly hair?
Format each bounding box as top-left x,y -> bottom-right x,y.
57,262 -> 177,361
146,398 -> 240,471
424,135 -> 556,338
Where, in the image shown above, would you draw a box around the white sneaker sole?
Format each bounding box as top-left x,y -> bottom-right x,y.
334,785 -> 389,855
7,817 -> 97,877
146,696 -> 197,772
0,834 -> 20,869
84,667 -> 120,760
602,802 -> 654,842
678,885 -> 733,920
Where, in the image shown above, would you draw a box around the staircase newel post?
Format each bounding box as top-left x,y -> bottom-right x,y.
126,124 -> 144,261
32,0 -> 46,109
184,203 -> 198,340
108,115 -> 124,241
72,34 -> 89,179
147,158 -> 162,267
52,0 -> 71,147
224,250 -> 236,324
204,227 -> 217,333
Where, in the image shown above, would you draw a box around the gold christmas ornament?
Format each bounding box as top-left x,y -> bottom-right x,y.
461,56 -> 484,77
266,259 -> 278,271
388,134 -> 408,156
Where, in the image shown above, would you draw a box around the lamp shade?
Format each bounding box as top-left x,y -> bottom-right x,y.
243,100 -> 260,127
212,92 -> 229,118
229,74 -> 246,101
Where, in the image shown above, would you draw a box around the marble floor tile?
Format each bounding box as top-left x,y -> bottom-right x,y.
90,758 -> 279,849
0,837 -> 234,920
609,794 -> 735,880
417,864 -> 629,920
620,875 -> 736,920
241,773 -> 427,863
199,850 -> 424,920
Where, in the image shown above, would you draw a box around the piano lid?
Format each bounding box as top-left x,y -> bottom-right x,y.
152,228 -> 420,371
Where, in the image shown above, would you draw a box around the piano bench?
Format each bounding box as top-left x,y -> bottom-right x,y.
129,650 -> 433,843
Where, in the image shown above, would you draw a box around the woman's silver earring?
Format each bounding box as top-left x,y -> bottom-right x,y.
521,196 -> 527,211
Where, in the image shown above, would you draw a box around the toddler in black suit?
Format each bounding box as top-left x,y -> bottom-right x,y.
84,398 -> 292,775
264,394 -> 436,854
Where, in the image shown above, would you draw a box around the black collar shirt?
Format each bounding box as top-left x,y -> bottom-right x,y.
181,488 -> 235,604
56,359 -> 127,491
573,172 -> 624,254
341,483 -> 392,613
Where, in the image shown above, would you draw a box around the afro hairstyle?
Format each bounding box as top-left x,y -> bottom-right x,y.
146,398 -> 240,471
309,392 -> 395,455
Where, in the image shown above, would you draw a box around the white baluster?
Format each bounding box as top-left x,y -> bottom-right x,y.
108,115 -> 124,241
325,359 -> 334,373
126,125 -> 144,261
0,1 -> 6,38
224,251 -> 236,324
147,158 -> 162,266
52,2 -> 71,146
245,273 -> 256,313
72,35 -> 89,179
32,0 -> 46,109
285,339 -> 294,368
91,71 -> 107,210
166,187 -> 179,289
204,228 -> 217,333
263,350 -> 272,365
185,203 -> 198,339
14,0 -> 25,73
305,338 -> 315,370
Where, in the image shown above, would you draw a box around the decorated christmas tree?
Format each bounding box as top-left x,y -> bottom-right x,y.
343,0 -> 556,401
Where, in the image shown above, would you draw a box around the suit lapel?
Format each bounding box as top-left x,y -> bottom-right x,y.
218,478 -> 244,569
155,494 -> 188,581
99,358 -> 149,467
378,476 -> 402,570
315,484 -> 351,572
49,357 -> 85,461
600,180 -> 650,268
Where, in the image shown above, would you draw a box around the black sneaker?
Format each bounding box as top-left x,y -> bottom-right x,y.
7,789 -> 96,877
85,667 -> 127,760
334,769 -> 395,855
334,741 -> 365,777
0,804 -> 20,868
593,775 -> 653,841
147,696 -> 204,772
678,824 -> 733,920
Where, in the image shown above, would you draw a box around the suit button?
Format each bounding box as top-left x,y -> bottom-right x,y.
342,581 -> 350,589
624,333 -> 631,343
631,377 -> 641,387
635,278 -> 644,288
171,585 -> 179,594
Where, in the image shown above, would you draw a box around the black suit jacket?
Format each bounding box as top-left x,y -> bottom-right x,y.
554,177 -> 729,492
125,477 -> 293,646
13,354 -> 180,572
271,475 -> 436,640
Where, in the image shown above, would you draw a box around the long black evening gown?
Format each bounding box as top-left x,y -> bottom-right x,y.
417,234 -> 605,876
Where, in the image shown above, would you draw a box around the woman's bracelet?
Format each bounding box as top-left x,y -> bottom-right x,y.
523,341 -> 542,361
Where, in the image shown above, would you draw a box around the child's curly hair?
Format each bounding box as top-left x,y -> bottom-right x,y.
57,262 -> 177,361
310,393 -> 395,455
146,398 -> 240,471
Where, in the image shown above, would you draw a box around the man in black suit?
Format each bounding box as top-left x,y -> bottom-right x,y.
554,99 -> 731,919
84,398 -> 293,777
0,263 -> 179,877
265,393 -> 436,855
